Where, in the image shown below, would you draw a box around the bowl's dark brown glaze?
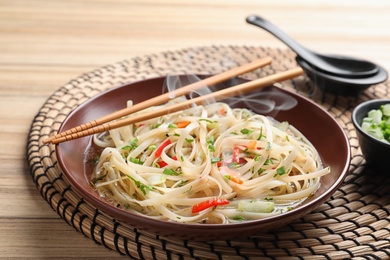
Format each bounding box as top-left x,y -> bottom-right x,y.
56,76 -> 350,240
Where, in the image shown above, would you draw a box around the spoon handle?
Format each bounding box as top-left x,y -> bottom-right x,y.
246,16 -> 321,63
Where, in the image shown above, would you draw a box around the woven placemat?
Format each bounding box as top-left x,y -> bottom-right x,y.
27,45 -> 390,259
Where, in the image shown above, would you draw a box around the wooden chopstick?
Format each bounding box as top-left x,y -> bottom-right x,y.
49,67 -> 304,144
43,57 -> 272,144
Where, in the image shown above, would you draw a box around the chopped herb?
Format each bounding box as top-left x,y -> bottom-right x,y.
240,128 -> 254,135
178,180 -> 188,187
90,174 -> 107,186
173,133 -> 180,137
211,157 -> 221,164
258,168 -> 265,174
254,154 -> 260,161
199,118 -> 216,123
265,142 -> 271,150
122,138 -> 139,151
185,138 -> 194,143
163,168 -> 181,176
126,174 -> 153,195
148,144 -> 157,151
274,166 -> 287,177
207,136 -> 215,143
277,166 -> 286,175
233,216 -> 245,221
257,127 -> 264,140
150,123 -> 162,129
122,145 -> 131,151
207,136 -> 215,152
227,162 -> 240,169
264,158 -> 273,165
168,123 -> 177,128
129,157 -> 143,165
185,185 -> 193,193
180,155 -> 184,162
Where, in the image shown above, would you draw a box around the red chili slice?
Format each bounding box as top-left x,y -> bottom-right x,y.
191,198 -> 230,213
232,146 -> 240,163
156,156 -> 177,168
154,139 -> 171,158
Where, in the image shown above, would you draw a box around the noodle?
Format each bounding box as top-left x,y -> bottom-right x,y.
90,100 -> 330,224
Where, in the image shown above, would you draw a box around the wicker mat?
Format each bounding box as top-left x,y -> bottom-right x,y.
27,46 -> 390,259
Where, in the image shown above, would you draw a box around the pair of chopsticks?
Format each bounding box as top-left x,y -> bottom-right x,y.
43,57 -> 304,144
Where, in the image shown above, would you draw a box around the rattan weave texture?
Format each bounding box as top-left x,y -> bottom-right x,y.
27,46 -> 390,259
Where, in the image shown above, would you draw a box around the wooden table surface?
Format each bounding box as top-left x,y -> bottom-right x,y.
1,0 -> 390,258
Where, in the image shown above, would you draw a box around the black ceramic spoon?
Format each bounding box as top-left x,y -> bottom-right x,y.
246,15 -> 379,78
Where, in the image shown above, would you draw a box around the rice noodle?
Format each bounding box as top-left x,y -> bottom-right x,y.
90,100 -> 330,224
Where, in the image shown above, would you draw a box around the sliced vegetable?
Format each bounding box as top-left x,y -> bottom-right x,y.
232,146 -> 240,163
147,174 -> 166,185
246,140 -> 257,150
219,108 -> 226,116
192,198 -> 230,213
163,168 -> 181,176
122,138 -> 139,151
382,104 -> 390,116
157,156 -> 177,168
176,121 -> 191,128
220,166 -> 243,184
211,157 -> 221,164
228,174 -> 243,184
129,157 -> 143,165
361,104 -> 390,143
237,200 -> 274,213
154,139 -> 171,157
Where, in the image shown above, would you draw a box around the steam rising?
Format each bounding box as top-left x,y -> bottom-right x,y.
163,75 -> 297,115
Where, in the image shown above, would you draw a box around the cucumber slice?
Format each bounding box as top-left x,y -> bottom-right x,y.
237,200 -> 274,213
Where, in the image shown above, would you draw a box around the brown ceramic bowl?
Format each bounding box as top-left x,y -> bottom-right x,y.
56,75 -> 350,240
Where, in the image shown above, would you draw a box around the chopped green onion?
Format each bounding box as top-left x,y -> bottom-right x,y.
185,138 -> 194,143
275,166 -> 287,176
199,118 -> 216,124
163,168 -> 181,176
126,174 -> 153,195
211,157 -> 221,164
240,128 -> 254,135
148,144 -> 157,151
129,157 -> 143,165
361,103 -> 390,143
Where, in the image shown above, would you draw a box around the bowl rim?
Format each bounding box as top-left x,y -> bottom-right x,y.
55,75 -> 351,239
352,98 -> 390,147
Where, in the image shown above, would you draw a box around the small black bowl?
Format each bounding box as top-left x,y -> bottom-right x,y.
296,56 -> 388,96
352,99 -> 390,171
